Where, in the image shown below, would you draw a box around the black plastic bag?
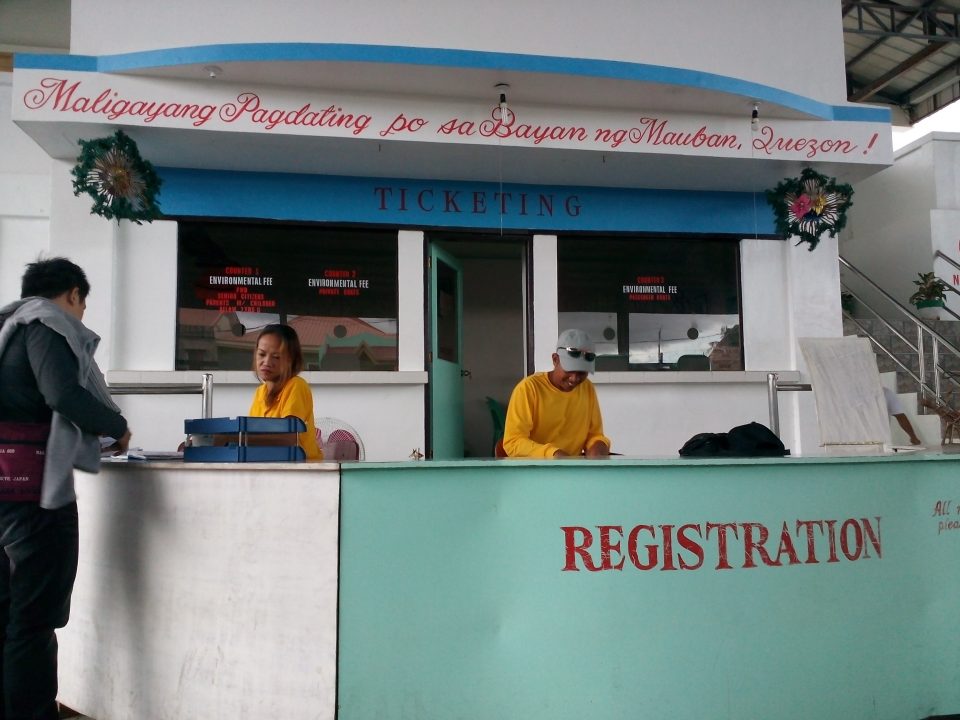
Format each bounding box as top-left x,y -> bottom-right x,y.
678,432 -> 728,457
678,422 -> 787,457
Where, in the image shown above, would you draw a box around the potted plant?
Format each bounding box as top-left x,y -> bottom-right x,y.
840,291 -> 855,315
909,271 -> 954,320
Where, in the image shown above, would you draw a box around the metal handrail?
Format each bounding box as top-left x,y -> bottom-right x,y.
930,251 -> 960,322
766,373 -> 811,438
846,314 -> 936,396
840,255 -> 960,409
840,256 -> 960,356
842,287 -> 920,353
934,250 -> 960,274
108,373 -> 214,418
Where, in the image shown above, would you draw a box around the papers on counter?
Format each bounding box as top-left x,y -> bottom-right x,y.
104,448 -> 184,461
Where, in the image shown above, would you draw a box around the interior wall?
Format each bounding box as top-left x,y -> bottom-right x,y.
0,217 -> 48,300
841,137 -> 938,316
69,0 -> 847,103
461,255 -> 524,457
0,76 -> 51,301
115,219 -> 178,369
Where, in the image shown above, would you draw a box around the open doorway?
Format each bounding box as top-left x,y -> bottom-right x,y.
427,233 -> 528,458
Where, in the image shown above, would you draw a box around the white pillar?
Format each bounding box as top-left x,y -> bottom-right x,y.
532,234 -> 558,372
397,230 -> 425,371
48,159 -> 120,369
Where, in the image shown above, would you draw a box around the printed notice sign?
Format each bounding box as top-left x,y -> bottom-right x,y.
308,268 -> 371,298
199,266 -> 278,312
622,275 -> 678,302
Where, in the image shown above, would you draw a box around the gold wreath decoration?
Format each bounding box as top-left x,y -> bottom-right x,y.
72,129 -> 162,223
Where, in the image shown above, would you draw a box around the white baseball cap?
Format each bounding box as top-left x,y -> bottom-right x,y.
556,328 -> 596,373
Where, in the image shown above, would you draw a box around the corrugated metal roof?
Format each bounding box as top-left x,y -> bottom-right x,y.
844,0 -> 960,123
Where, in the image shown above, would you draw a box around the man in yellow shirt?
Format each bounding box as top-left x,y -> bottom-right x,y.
503,329 -> 611,458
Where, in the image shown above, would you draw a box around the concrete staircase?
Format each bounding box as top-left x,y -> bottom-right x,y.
843,316 -> 960,446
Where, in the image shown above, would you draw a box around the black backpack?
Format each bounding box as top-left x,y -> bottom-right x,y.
679,422 -> 788,457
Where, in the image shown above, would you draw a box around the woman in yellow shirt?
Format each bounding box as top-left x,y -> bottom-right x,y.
248,324 -> 322,460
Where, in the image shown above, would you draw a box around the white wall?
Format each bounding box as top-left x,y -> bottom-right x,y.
532,234 -> 558,371
931,136 -> 960,304
841,135 -> 941,314
70,0 -> 847,103
842,133 -> 960,319
741,238 -> 792,370
596,377 -> 791,456
114,219 -> 179,369
0,75 -> 51,301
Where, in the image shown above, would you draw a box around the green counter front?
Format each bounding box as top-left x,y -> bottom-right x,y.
337,454 -> 960,720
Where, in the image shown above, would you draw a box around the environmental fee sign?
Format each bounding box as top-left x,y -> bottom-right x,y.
177,225 -> 397,318
622,275 -> 678,303
196,265 -> 375,313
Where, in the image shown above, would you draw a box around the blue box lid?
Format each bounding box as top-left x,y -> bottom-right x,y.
184,416 -> 307,435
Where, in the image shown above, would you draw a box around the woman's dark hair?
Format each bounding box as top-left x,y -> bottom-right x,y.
252,324 -> 304,389
21,257 -> 91,300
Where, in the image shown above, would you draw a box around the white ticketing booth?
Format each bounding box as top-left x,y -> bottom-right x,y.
2,1 -> 893,459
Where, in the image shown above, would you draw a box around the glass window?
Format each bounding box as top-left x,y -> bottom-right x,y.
176,222 -> 398,371
558,236 -> 742,371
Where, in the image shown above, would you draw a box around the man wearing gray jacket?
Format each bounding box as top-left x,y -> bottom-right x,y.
0,257 -> 130,720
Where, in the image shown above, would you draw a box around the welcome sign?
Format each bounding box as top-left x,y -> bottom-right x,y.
12,69 -> 893,165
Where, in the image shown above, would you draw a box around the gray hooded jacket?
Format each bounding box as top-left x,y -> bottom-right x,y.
0,297 -> 122,508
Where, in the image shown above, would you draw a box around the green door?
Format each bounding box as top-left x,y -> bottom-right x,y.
429,244 -> 464,459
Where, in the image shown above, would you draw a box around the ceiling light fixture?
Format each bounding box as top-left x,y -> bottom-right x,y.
204,65 -> 223,80
495,82 -> 510,113
751,102 -> 760,131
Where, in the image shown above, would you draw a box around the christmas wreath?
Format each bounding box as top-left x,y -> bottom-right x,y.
765,168 -> 853,251
72,129 -> 162,223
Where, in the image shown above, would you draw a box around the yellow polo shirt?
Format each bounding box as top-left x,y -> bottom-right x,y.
249,375 -> 323,460
503,372 -> 610,458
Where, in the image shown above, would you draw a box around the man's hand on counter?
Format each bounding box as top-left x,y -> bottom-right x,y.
585,441 -> 610,458
102,429 -> 132,455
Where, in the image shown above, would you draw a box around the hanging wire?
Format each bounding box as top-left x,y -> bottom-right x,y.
498,139 -> 504,237
494,83 -> 510,238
